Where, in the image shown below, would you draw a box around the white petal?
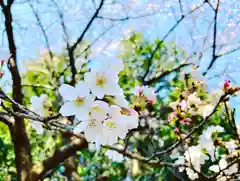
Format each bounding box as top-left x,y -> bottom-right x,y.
32,121 -> 44,135
30,96 -> 39,105
88,85 -> 105,99
40,94 -> 48,103
109,105 -> 122,118
59,84 -> 78,101
59,101 -> 77,116
75,108 -> 90,121
75,81 -> 90,97
95,136 -> 102,150
84,94 -> 96,108
73,121 -> 88,133
209,165 -> 219,173
84,71 -> 94,84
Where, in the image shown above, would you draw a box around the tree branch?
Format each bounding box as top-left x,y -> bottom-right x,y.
203,0 -> 220,75
144,63 -> 193,85
141,3 -> 204,82
147,93 -> 227,161
0,111 -> 14,127
68,0 -> 105,85
28,0 -> 53,61
31,137 -> 88,180
0,1 -> 32,180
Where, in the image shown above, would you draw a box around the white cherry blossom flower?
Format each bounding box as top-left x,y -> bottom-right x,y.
59,82 -> 95,120
186,168 -> 199,180
105,150 -> 124,162
90,100 -> 109,120
199,126 -> 224,159
174,155 -> 185,172
112,89 -> 130,108
184,145 -> 209,172
101,105 -> 127,145
225,163 -> 238,175
225,140 -> 237,154
209,158 -> 227,173
210,157 -> 238,180
198,104 -> 214,118
30,94 -> 49,134
120,109 -> 139,130
187,92 -> 203,106
84,67 -> 120,99
73,100 -> 109,146
74,117 -> 103,145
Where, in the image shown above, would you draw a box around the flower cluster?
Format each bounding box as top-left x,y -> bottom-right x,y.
173,125 -> 239,180
169,91 -> 219,119
58,59 -> 139,149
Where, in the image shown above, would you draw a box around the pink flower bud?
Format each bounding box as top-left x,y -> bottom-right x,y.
174,127 -> 180,134
138,87 -> 143,95
1,59 -> 4,65
224,80 -> 231,90
0,72 -> 4,77
180,118 -> 191,125
214,139 -> 221,146
148,95 -> 156,104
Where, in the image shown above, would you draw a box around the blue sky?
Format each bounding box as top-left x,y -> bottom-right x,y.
0,0 -> 239,118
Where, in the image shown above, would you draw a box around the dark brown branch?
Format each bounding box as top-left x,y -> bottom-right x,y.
0,1 -> 32,180
105,145 -> 181,167
68,0 -> 105,85
178,0 -> 184,15
0,111 -> 13,127
141,3 -> 204,82
31,138 -> 88,181
204,0 -> 220,75
144,63 -> 193,85
51,0 -> 70,50
56,23 -> 115,79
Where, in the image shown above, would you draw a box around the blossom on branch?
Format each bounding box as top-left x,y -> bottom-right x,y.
30,94 -> 50,134
59,82 -> 95,120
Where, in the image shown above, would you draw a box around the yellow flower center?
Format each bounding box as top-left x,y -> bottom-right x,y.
88,119 -> 96,128
92,105 -> 100,112
75,96 -> 84,105
106,120 -> 117,129
96,76 -> 106,87
43,101 -> 52,109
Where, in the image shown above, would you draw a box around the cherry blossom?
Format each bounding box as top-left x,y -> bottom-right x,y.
199,126 -> 224,160
184,145 -> 209,172
100,105 -> 129,145
209,156 -> 238,178
174,155 -> 185,172
186,168 -> 199,180
30,94 -> 49,134
105,150 -> 124,162
84,67 -> 120,99
59,82 -> 95,120
73,100 -> 109,146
